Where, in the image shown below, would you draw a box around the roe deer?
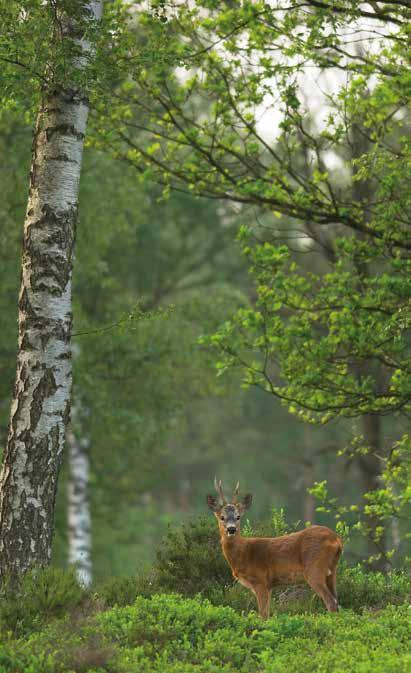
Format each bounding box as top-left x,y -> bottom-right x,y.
207,478 -> 343,619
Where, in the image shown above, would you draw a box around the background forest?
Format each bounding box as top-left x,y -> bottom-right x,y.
1,104 -> 358,578
0,1 -> 409,671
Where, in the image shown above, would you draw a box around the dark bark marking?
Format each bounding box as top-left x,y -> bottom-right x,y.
19,287 -> 38,321
20,333 -> 35,352
62,399 -> 71,427
43,105 -> 63,115
46,123 -> 85,142
48,154 -> 78,163
30,369 -> 58,431
24,203 -> 77,295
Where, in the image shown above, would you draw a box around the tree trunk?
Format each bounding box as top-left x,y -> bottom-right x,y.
0,0 -> 102,582
303,462 -> 316,524
359,414 -> 386,569
359,415 -> 381,493
350,113 -> 388,569
67,422 -> 92,587
302,425 -> 315,524
391,515 -> 401,552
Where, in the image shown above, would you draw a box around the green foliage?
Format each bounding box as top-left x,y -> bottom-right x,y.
269,506 -> 292,538
336,564 -> 409,613
0,0 -> 133,112
66,145 -> 249,562
309,436 -> 411,567
0,567 -> 88,637
96,1 -> 410,251
209,235 -> 410,423
206,230 -> 410,563
152,515 -> 233,599
0,593 -> 409,673
99,571 -> 161,608
88,0 -> 410,570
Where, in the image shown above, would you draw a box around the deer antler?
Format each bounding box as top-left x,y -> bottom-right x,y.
214,477 -> 227,506
232,481 -> 240,504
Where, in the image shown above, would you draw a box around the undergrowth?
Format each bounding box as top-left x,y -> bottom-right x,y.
0,594 -> 409,673
0,514 -> 409,673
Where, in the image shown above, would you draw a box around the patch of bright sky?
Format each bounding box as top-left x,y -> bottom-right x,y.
175,2 -> 395,175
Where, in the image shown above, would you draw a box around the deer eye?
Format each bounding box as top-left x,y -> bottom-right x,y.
220,515 -> 224,521
236,515 -> 240,520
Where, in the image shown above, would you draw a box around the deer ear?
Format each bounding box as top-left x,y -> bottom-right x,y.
207,494 -> 220,512
242,493 -> 253,511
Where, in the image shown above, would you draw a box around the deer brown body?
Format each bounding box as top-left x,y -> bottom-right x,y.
207,480 -> 343,619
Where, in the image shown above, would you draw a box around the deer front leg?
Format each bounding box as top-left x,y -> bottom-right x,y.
237,575 -> 271,619
251,584 -> 272,620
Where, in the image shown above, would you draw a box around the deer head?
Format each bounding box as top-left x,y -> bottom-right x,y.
207,478 -> 252,537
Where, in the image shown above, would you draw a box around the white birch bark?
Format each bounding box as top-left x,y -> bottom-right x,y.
67,420 -> 92,587
0,0 -> 103,580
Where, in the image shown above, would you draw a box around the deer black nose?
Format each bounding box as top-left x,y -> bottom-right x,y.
227,526 -> 236,535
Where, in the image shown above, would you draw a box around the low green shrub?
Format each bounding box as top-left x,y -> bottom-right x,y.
99,575 -> 140,608
153,515 -> 232,597
0,646 -> 58,673
0,566 -> 89,637
337,563 -> 410,611
99,571 -> 159,608
1,594 -> 409,673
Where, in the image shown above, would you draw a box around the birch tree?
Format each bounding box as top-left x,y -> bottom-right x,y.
67,405 -> 92,587
0,0 -> 102,581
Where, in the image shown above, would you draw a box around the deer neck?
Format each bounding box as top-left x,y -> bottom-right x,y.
220,531 -> 243,567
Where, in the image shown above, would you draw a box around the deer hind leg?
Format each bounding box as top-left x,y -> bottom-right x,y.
326,569 -> 339,607
305,572 -> 339,612
304,542 -> 342,612
326,545 -> 342,608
